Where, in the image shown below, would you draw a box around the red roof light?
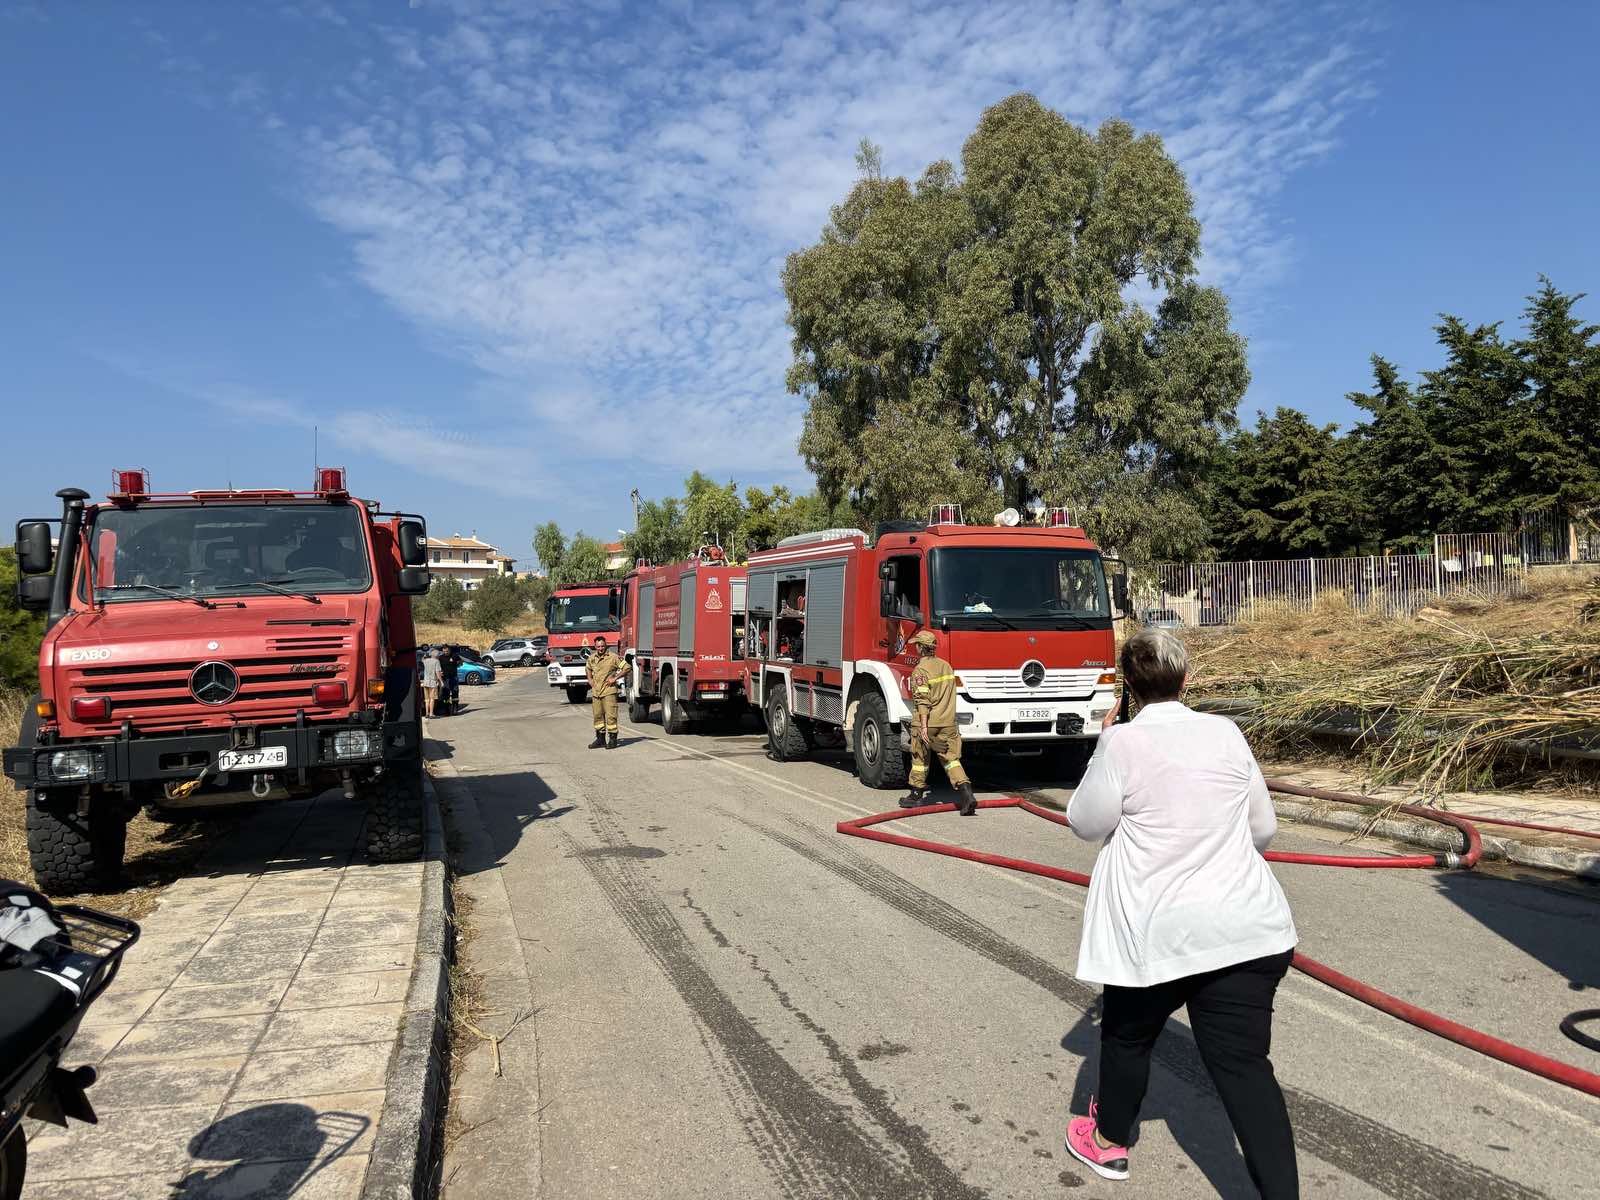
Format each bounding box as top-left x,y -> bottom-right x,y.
316,467 -> 347,495
112,468 -> 150,497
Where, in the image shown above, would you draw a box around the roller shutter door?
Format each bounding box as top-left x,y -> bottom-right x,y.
637,583 -> 656,652
747,569 -> 776,614
679,571 -> 698,654
805,561 -> 846,667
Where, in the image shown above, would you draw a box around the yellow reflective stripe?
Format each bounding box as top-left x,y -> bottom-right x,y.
922,674 -> 956,684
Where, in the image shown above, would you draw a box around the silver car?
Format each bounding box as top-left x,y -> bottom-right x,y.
485,637 -> 548,667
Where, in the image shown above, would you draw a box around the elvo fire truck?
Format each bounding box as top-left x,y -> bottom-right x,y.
4,469 -> 433,892
741,505 -> 1126,788
544,578 -> 626,703
623,546 -> 748,733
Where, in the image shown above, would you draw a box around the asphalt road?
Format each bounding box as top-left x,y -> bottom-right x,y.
434,671 -> 1600,1200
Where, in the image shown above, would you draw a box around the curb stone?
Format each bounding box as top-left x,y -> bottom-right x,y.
360,774 -> 453,1200
1274,797 -> 1600,880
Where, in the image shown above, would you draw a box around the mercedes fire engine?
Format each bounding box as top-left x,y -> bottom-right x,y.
544,578 -> 625,703
4,469 -> 433,892
624,547 -> 748,733
740,505 -> 1126,788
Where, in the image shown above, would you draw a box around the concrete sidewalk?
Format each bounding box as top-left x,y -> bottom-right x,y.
23,786 -> 444,1199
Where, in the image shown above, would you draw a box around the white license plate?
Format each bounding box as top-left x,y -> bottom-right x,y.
1015,707 -> 1053,722
218,746 -> 288,771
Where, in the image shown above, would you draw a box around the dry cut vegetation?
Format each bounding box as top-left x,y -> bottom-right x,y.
1184,567 -> 1600,795
414,615 -> 546,650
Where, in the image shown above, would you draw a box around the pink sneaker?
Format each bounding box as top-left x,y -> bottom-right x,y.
1065,1099 -> 1129,1181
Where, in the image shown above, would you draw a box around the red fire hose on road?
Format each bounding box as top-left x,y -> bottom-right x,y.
836,784 -> 1600,1100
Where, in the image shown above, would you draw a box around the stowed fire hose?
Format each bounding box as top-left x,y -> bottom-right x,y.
836,779 -> 1600,1100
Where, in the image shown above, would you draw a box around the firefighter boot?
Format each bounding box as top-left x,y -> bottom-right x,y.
607,732 -> 618,750
588,732 -> 605,749
956,783 -> 979,817
898,788 -> 928,810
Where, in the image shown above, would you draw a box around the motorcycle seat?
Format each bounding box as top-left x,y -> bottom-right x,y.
0,967 -> 76,1085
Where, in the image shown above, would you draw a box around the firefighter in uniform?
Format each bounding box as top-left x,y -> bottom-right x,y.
586,636 -> 624,750
900,630 -> 978,815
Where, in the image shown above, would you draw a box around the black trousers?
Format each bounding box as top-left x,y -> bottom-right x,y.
1097,949 -> 1298,1199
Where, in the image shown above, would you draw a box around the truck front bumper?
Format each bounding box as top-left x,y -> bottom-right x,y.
3,709 -> 413,792
947,690 -> 1116,743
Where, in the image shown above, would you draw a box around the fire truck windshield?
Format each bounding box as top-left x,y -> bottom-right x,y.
545,593 -> 618,632
87,503 -> 373,602
929,547 -> 1110,628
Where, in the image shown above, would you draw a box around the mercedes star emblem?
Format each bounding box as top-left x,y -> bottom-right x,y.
1021,660 -> 1046,688
190,661 -> 240,705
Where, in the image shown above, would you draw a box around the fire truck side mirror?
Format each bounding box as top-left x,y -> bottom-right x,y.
16,521 -> 53,575
397,566 -> 432,595
16,574 -> 52,611
397,520 -> 428,567
878,560 -> 897,581
1106,561 -> 1130,619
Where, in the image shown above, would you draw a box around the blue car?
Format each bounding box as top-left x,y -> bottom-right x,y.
456,658 -> 496,686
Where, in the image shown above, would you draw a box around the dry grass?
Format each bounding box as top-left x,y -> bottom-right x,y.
415,615 -> 546,649
2,685 -> 236,918
1185,567 -> 1600,795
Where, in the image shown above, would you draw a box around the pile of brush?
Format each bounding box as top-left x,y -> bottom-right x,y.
1185,577 -> 1600,793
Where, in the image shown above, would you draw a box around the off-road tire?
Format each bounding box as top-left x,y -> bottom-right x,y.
26,790 -> 127,894
519,653 -> 534,667
628,695 -> 651,724
364,763 -> 425,862
1,1124 -> 26,1200
766,689 -> 811,762
852,690 -> 907,789
566,686 -> 589,705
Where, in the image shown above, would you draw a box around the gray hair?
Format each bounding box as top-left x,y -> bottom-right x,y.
1119,627 -> 1188,703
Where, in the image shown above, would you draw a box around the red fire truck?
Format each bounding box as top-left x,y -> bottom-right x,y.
4,469 -> 433,891
623,547 -> 748,733
543,579 -> 626,703
741,506 -> 1126,788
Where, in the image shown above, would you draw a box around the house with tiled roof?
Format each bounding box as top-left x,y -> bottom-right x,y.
427,532 -> 515,591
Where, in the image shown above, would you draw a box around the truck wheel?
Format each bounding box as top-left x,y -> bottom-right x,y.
26,789 -> 127,894
519,654 -> 534,667
661,678 -> 691,735
364,763 -> 425,863
852,691 -> 907,789
628,694 -> 651,724
1,1123 -> 26,1200
766,689 -> 811,762
566,687 -> 589,705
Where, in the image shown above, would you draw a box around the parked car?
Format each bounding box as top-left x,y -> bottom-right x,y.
486,637 -> 548,667
456,658 -> 496,686
1138,608 -> 1184,628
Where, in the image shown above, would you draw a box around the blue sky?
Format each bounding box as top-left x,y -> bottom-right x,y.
3,1 -> 1597,567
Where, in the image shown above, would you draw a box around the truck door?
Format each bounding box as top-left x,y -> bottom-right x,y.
678,570 -> 697,656
879,553 -> 925,664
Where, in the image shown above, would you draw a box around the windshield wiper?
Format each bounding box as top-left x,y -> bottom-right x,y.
245,579 -> 323,605
1018,611 -> 1104,629
945,613 -> 1021,630
98,583 -> 218,609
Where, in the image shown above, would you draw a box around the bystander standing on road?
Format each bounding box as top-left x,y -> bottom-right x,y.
1064,628 -> 1300,1197
420,648 -> 443,719
586,636 -> 624,749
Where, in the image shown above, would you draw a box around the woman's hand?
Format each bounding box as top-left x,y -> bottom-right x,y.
1101,696 -> 1121,731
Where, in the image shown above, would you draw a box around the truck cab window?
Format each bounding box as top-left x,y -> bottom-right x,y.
885,555 -> 922,621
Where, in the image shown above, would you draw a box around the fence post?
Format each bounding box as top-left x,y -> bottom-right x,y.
1433,535 -> 1443,595
1307,557 -> 1317,607
1248,560 -> 1255,620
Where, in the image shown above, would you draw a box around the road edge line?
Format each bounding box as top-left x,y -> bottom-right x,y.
361,769 -> 454,1200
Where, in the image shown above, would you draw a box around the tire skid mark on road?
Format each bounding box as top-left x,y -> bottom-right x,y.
680,891 -> 989,1200
720,809 -> 1550,1200
566,790 -> 981,1199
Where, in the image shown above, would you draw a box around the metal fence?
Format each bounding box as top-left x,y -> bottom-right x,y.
1515,503 -> 1599,565
1131,534 -> 1527,628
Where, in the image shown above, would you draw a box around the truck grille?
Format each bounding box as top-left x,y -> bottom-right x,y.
68,636 -> 355,729
959,668 -> 1102,701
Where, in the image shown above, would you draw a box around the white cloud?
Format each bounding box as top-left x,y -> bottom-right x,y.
225,0 -> 1379,496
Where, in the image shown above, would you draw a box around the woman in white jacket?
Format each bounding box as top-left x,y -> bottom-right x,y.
1064,628 -> 1299,1198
